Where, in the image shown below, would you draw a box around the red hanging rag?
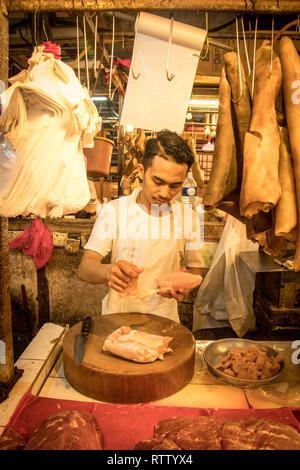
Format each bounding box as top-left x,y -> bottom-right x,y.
40,41 -> 61,60
9,218 -> 54,269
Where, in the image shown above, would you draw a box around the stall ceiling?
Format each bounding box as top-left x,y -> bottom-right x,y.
7,10 -> 300,120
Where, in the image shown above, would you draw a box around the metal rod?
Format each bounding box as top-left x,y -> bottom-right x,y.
207,39 -> 235,52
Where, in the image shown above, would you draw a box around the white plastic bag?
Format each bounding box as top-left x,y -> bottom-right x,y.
193,214 -> 258,337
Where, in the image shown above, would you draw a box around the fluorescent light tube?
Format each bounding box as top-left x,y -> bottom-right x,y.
92,96 -> 108,102
189,99 -> 219,107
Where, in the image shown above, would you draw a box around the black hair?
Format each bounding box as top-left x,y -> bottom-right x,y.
143,129 -> 194,172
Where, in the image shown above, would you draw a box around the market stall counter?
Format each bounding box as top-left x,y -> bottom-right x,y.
0,323 -> 300,450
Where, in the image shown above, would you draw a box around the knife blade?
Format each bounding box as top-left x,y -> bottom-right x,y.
74,316 -> 92,366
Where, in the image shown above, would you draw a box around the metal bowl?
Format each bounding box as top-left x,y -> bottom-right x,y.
203,338 -> 284,387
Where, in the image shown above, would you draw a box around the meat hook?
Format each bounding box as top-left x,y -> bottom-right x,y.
131,12 -> 141,80
199,12 -> 209,60
166,13 -> 175,81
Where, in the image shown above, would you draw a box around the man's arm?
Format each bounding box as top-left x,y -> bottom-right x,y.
78,249 -> 143,292
78,249 -> 111,284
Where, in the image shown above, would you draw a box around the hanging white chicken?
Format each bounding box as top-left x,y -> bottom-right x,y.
0,42 -> 102,218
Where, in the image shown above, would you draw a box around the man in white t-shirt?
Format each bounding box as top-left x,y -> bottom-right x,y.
78,130 -> 205,322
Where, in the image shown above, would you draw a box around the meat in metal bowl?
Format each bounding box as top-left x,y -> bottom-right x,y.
203,338 -> 284,387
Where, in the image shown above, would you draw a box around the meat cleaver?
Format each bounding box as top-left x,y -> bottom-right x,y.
74,316 -> 92,366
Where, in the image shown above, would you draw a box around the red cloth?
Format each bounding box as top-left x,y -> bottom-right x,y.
9,218 -> 53,269
4,388 -> 300,450
40,41 -> 61,60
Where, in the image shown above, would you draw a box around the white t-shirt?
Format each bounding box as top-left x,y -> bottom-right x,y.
84,187 -> 204,322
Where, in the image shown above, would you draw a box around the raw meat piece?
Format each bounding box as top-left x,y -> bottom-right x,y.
224,52 -> 252,190
154,416 -> 196,438
133,437 -> 180,450
157,271 -> 202,290
154,416 -> 225,450
222,417 -> 300,450
215,345 -> 283,380
187,136 -> 205,190
0,428 -> 26,450
279,37 -> 300,270
102,326 -> 173,363
203,67 -> 236,208
134,416 -> 300,451
119,277 -> 158,300
240,41 -> 282,218
23,410 -> 103,450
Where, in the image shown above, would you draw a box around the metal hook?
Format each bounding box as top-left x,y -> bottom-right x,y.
166,13 -> 175,81
130,12 -> 141,80
199,12 -> 209,60
132,69 -> 140,80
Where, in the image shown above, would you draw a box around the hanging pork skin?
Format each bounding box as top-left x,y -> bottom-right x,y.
279,36 -> 300,270
240,41 -> 282,218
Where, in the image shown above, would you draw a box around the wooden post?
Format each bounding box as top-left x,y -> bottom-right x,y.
0,3 -> 14,386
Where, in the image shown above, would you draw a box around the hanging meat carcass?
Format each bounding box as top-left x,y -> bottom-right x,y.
279,36 -> 300,270
275,126 -> 297,242
240,41 -> 282,218
0,45 -> 102,218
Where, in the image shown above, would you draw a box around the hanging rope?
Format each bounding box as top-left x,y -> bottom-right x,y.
42,17 -> 49,42
241,16 -> 251,79
34,11 -> 38,46
83,14 -> 90,93
94,14 -> 98,79
231,15 -> 243,104
109,13 -> 115,101
76,16 -> 81,83
269,15 -> 275,79
251,17 -> 258,100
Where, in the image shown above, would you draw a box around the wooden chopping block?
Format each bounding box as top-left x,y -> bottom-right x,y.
63,313 -> 195,404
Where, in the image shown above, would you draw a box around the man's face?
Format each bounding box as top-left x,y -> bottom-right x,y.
139,156 -> 188,208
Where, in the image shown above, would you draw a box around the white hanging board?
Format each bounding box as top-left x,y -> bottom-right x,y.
120,12 -> 206,133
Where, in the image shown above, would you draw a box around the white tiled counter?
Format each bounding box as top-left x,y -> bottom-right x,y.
0,323 -> 67,435
1,326 -> 300,437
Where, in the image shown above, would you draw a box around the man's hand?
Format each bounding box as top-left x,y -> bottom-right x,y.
108,260 -> 143,293
158,286 -> 190,302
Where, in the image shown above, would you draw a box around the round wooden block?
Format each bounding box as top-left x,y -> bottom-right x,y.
63,313 -> 195,404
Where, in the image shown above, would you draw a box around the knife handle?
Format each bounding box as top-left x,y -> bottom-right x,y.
81,316 -> 92,338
